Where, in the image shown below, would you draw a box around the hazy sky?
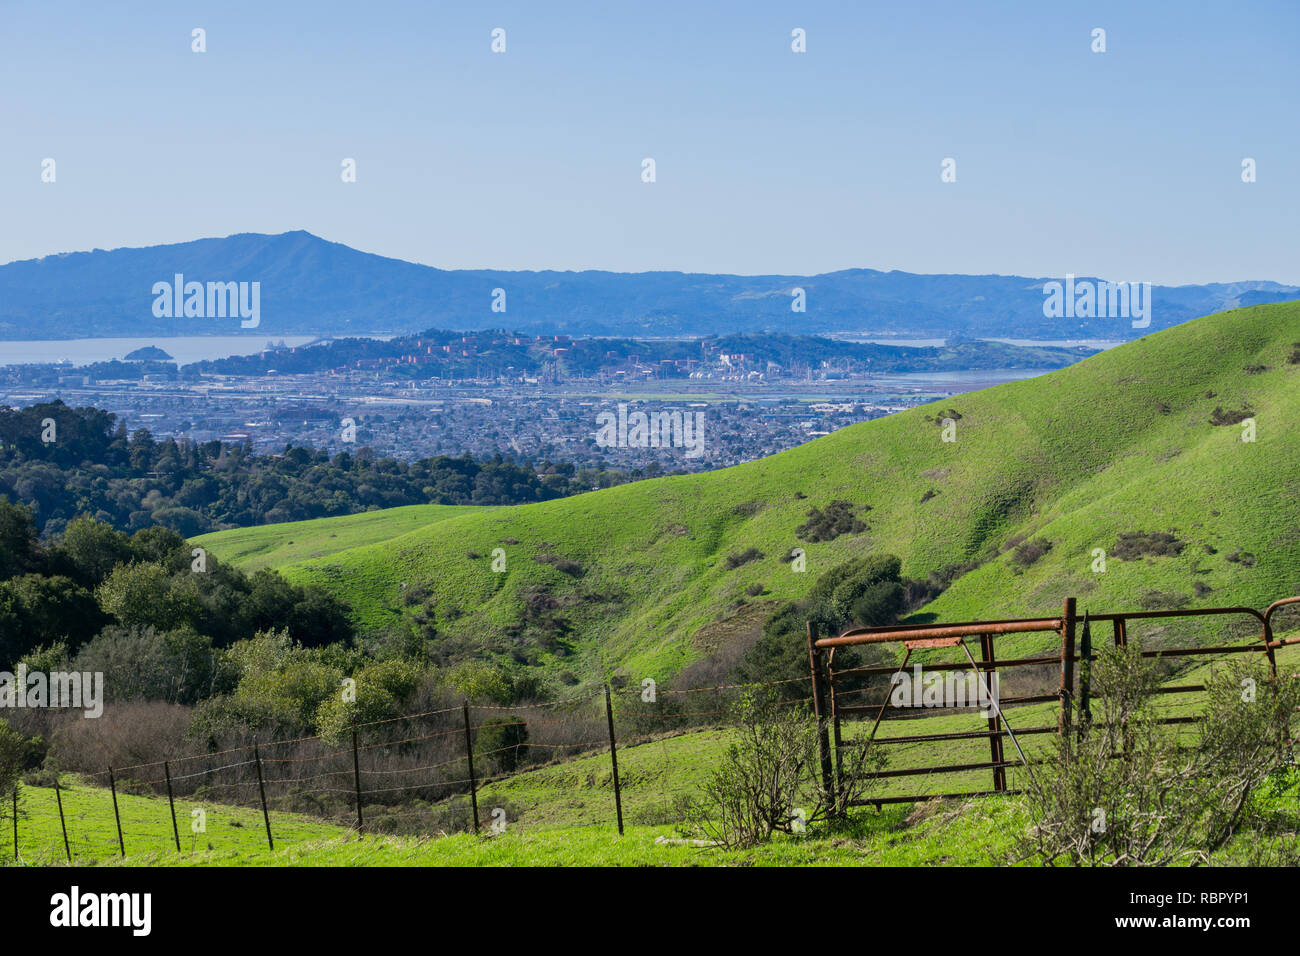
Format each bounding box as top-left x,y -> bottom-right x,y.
4,0 -> 1297,284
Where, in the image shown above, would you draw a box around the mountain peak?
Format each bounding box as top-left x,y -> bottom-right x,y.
1,233 -> 1295,341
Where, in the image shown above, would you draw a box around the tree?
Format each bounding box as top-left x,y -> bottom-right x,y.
50,515 -> 132,587
0,498 -> 39,581
0,574 -> 103,665
96,562 -> 193,632
476,717 -> 529,773
733,554 -> 904,696
0,719 -> 26,824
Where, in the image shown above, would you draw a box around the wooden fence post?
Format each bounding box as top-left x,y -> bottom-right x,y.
462,702 -> 479,835
108,767 -> 125,857
604,684 -> 624,835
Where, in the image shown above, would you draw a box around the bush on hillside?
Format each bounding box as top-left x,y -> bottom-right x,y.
1136,589 -> 1189,610
476,716 -> 529,773
687,690 -> 883,848
795,500 -> 868,543
1010,538 -> 1053,569
68,626 -> 223,706
532,553 -> 584,577
186,630 -> 350,742
1209,405 -> 1253,426
315,659 -> 426,742
1111,531 -> 1185,561
902,560 -> 979,611
1017,647 -> 1300,866
922,408 -> 963,426
724,547 -> 763,569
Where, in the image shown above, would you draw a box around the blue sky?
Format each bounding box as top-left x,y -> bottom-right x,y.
3,0 -> 1297,283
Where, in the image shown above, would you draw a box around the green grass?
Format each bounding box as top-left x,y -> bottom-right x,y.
8,774 -> 1290,867
192,503 -> 483,572
194,302 -> 1300,688
11,645 -> 1293,867
0,772 -> 1027,867
4,778 -> 344,866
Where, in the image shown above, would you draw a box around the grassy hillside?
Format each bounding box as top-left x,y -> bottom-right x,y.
193,504 -> 483,572
201,303 -> 1300,685
3,776 -> 1019,866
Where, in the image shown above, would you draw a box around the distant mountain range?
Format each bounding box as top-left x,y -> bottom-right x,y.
2,231 -> 1296,341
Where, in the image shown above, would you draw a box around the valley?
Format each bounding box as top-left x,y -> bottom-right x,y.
196,301 -> 1300,687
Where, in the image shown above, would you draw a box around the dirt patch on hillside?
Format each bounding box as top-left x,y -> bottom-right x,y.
690,600 -> 774,656
675,601 -> 779,688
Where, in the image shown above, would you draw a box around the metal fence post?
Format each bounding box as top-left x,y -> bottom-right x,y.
164,760 -> 181,852
806,621 -> 836,810
351,728 -> 364,835
1078,613 -> 1092,739
980,632 -> 1006,791
253,740 -> 274,851
604,684 -> 624,835
1058,597 -> 1077,741
829,649 -> 845,813
54,779 -> 71,862
108,767 -> 125,857
462,702 -> 479,835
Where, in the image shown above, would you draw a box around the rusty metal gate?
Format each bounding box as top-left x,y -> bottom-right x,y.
806,596 -> 1300,810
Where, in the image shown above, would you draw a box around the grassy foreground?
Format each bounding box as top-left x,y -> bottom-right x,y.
7,775 -> 1294,867
7,647 -> 1295,868
1,777 -> 1028,867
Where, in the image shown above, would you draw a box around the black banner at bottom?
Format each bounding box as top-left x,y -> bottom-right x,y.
0,863 -> 1280,942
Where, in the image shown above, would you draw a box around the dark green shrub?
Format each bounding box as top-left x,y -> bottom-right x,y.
795,500 -> 868,543
1111,531 -> 1185,560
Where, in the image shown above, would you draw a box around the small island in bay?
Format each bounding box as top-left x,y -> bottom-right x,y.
123,345 -> 175,362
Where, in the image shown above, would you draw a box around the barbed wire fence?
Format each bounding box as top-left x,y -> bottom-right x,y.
7,605 -> 1295,863
1,674 -> 819,863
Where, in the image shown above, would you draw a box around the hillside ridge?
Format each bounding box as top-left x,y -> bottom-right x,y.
201,302 -> 1300,684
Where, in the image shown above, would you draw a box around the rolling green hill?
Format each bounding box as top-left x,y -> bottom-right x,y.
201,303 -> 1300,685
193,504 -> 484,572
